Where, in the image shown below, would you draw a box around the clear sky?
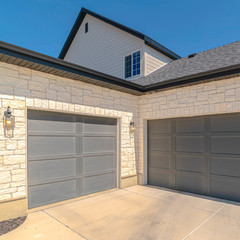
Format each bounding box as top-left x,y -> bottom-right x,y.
1,0 -> 240,58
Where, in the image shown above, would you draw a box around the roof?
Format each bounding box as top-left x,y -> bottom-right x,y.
0,40 -> 240,95
133,40 -> 240,87
58,7 -> 181,60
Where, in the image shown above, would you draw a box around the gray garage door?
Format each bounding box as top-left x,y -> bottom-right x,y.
148,113 -> 240,202
27,110 -> 117,209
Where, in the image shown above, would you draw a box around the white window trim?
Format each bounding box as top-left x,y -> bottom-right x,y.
123,50 -> 142,80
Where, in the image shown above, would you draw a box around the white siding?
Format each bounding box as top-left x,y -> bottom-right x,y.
64,14 -> 145,79
144,45 -> 172,76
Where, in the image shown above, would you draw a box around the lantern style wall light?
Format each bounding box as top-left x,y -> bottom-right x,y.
129,120 -> 136,133
4,106 -> 15,127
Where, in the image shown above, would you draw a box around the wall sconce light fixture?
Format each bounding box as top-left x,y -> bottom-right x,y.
129,120 -> 136,133
4,106 -> 15,127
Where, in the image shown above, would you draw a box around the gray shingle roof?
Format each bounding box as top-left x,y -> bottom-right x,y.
134,41 -> 240,86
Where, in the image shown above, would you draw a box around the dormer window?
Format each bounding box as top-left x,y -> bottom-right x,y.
125,51 -> 140,79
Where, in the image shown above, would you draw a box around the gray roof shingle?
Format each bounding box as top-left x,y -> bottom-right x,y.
134,41 -> 240,86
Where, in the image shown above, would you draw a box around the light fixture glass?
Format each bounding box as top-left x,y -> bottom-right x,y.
4,106 -> 14,127
129,120 -> 136,133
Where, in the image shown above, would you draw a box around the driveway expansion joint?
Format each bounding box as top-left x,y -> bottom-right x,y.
182,202 -> 229,240
43,210 -> 89,240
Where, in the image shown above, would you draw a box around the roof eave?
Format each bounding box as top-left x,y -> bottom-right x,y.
144,36 -> 181,60
58,9 -> 87,59
144,64 -> 240,92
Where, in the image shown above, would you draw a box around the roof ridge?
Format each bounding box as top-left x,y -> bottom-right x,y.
186,40 -> 240,58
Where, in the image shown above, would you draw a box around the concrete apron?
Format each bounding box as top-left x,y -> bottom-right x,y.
2,185 -> 240,240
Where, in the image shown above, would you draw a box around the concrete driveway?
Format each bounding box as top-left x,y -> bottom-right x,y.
2,185 -> 240,240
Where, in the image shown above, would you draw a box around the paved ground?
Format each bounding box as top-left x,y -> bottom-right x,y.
2,185 -> 240,240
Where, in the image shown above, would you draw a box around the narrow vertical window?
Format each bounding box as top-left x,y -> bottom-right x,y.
125,55 -> 132,78
85,22 -> 88,33
124,51 -> 140,79
132,51 -> 140,76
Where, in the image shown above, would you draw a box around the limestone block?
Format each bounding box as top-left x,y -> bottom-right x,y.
57,91 -> 71,102
12,191 -> 26,198
49,100 -> 56,109
12,174 -> 25,182
13,109 -> 25,117
0,187 -> 17,194
26,98 -> 34,107
46,89 -> 57,100
0,66 -> 18,78
10,181 -> 25,187
0,194 -> 11,201
2,99 -> 25,108
0,171 -> 11,184
3,155 -> 25,165
31,75 -> 49,84
29,81 -> 48,92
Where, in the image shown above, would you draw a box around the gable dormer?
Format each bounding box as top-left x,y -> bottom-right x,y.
59,8 -> 180,80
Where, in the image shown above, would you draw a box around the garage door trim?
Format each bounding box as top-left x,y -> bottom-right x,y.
143,114 -> 240,202
26,108 -> 121,209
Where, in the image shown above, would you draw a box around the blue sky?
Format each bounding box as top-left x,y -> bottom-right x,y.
1,0 -> 239,58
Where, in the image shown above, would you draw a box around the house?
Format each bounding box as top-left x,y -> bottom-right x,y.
0,7 -> 240,221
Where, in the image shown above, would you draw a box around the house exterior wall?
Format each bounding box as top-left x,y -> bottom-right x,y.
144,45 -> 171,75
63,14 -> 172,81
1,59 -> 240,220
64,14 -> 145,79
138,76 -> 240,179
0,61 -> 139,220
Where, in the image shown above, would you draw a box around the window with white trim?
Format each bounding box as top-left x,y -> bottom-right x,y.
125,51 -> 140,79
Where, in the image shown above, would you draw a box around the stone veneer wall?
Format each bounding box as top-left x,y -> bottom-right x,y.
138,76 -> 240,177
0,61 -> 138,203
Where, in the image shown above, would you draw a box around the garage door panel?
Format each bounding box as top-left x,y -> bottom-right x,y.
210,115 -> 240,133
28,110 -> 77,133
176,155 -> 204,173
148,152 -> 171,169
148,119 -> 171,134
176,136 -> 204,153
84,136 -> 116,153
28,158 -> 77,183
83,155 -> 116,174
148,168 -> 171,188
28,136 -> 76,157
175,173 -> 205,194
28,180 -> 77,209
148,136 -> 172,152
83,173 -> 116,195
210,136 -> 240,155
210,176 -> 240,201
84,116 -> 116,133
176,118 -> 204,133
211,157 -> 240,178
